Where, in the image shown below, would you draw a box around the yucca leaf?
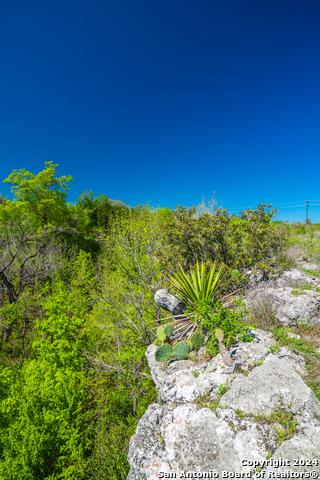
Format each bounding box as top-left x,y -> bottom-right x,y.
168,260 -> 224,309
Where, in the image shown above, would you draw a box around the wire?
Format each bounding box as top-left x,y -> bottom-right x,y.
226,203 -> 320,212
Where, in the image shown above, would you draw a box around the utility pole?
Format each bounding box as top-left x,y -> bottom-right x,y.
306,200 -> 309,224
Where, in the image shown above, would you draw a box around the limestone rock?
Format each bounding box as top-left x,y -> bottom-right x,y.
128,403 -> 279,479
274,345 -> 307,377
154,289 -> 186,315
220,354 -> 320,418
276,269 -> 320,288
128,336 -> 320,479
245,286 -> 320,326
246,268 -> 320,292
297,261 -> 320,272
147,330 -> 276,406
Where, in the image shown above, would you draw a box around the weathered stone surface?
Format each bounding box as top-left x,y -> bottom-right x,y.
266,425 -> 320,473
127,404 -> 172,480
235,340 -> 270,369
128,340 -> 320,480
274,345 -> 307,377
129,267 -> 320,480
276,269 -> 320,288
250,328 -> 276,348
298,261 -> 320,272
128,404 -> 279,479
246,268 -> 320,292
220,354 -> 320,418
147,343 -> 231,405
245,286 -> 320,326
154,289 -> 186,315
147,330 -> 276,406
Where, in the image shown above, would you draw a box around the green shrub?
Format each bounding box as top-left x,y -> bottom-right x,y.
157,204 -> 289,276
191,298 -> 255,356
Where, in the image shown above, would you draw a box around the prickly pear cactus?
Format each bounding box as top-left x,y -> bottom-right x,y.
164,324 -> 174,338
157,326 -> 166,342
186,340 -> 194,351
154,339 -> 162,346
190,332 -> 205,351
172,341 -> 190,360
215,328 -> 224,343
155,344 -> 172,362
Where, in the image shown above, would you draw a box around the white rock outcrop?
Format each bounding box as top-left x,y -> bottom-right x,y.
128,270 -> 320,479
127,330 -> 320,479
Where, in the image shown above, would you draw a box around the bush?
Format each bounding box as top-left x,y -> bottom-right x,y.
190,298 -> 255,356
157,204 -> 289,277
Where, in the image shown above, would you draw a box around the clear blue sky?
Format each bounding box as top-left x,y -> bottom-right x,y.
1,0 -> 320,222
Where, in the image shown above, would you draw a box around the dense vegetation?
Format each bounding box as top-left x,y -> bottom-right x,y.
0,163 -> 298,479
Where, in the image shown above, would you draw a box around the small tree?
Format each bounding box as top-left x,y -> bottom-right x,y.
3,162 -> 73,227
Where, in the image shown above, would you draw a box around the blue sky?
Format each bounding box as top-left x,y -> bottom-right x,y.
0,0 -> 320,222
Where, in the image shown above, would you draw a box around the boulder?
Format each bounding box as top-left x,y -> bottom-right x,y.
245,286 -> 320,326
219,354 -> 316,417
128,403 -> 279,478
276,269 -> 320,288
154,289 -> 186,315
246,268 -> 320,292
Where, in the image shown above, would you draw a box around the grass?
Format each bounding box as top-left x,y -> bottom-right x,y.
195,380 -> 230,411
270,325 -> 320,400
235,402 -> 297,446
302,268 -> 320,278
194,391 -> 222,412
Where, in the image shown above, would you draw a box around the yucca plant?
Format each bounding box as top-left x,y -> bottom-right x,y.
168,260 -> 224,308
165,261 -> 239,343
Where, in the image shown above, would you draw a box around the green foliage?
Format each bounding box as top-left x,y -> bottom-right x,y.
0,284 -> 92,479
155,344 -> 172,362
214,328 -> 224,343
172,341 -> 190,360
190,332 -> 205,351
157,326 -> 166,342
218,382 -> 229,396
0,361 -> 90,480
33,283 -> 89,369
157,203 -> 289,276
186,340 -> 194,351
3,162 -> 73,227
193,298 -> 254,355
297,225 -> 306,234
83,376 -> 156,480
154,339 -> 162,346
164,324 -> 174,337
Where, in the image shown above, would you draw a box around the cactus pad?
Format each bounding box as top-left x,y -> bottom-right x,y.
172,341 -> 190,360
154,339 -> 162,346
157,326 -> 166,342
164,324 -> 174,338
155,344 -> 172,362
215,328 -> 224,342
186,340 -> 194,351
190,332 -> 205,351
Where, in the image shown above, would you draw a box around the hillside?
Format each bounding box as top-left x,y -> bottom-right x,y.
0,163 -> 319,479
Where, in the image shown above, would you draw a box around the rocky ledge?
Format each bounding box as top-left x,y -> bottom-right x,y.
127,268 -> 320,479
